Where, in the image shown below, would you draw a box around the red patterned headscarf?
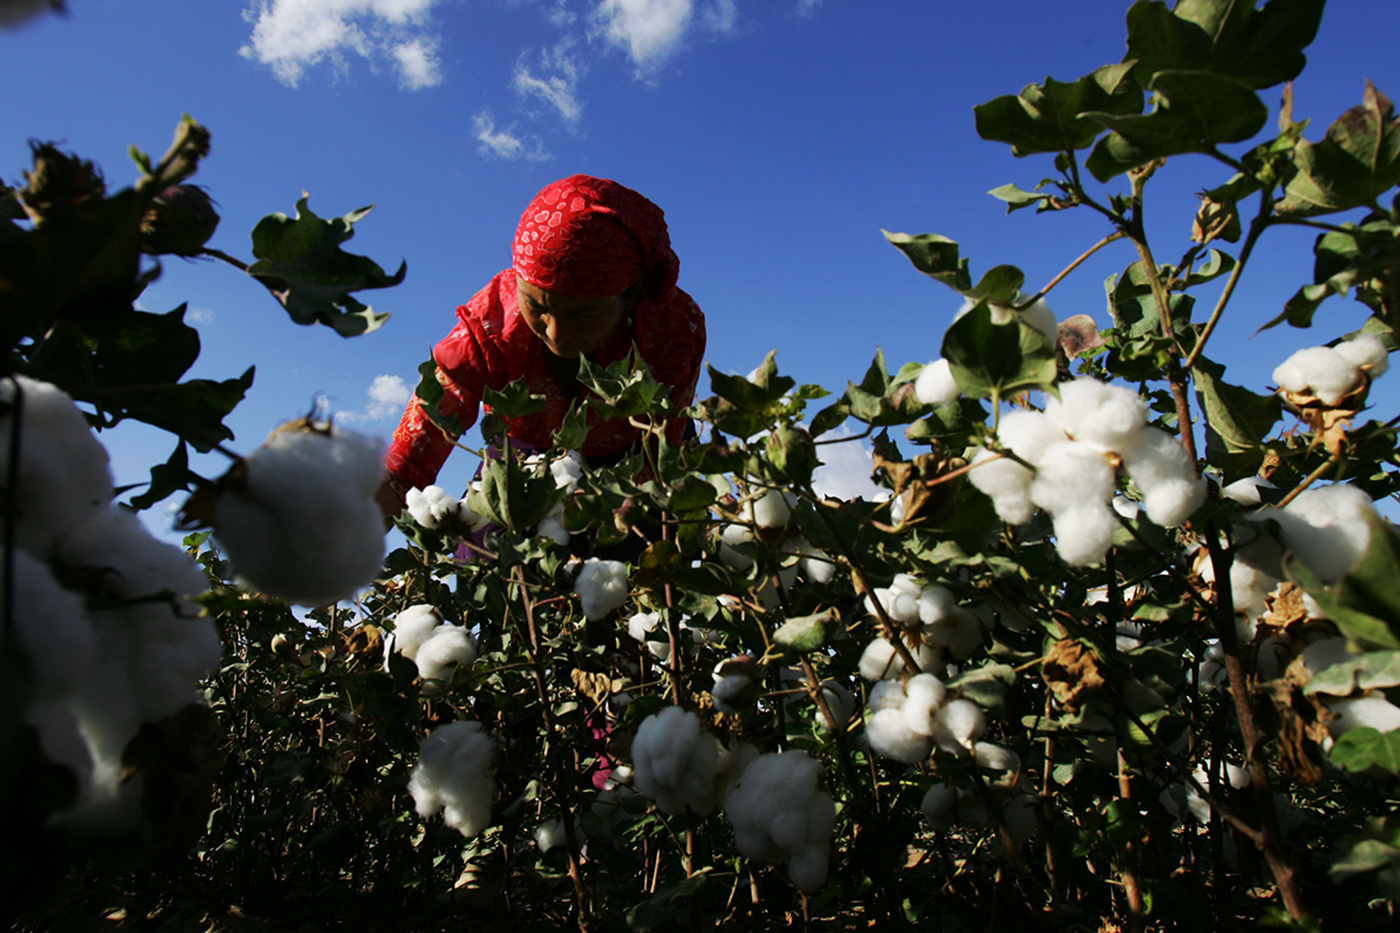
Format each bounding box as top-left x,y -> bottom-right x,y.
511,175 -> 679,302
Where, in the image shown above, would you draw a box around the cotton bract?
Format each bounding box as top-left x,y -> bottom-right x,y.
723,750 -> 836,892
409,721 -> 495,838
211,423 -> 385,606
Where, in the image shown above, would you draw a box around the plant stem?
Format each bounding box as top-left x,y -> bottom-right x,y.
1016,230 -> 1126,309
1182,189 -> 1273,371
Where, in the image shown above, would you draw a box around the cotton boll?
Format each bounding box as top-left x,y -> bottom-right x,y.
1018,298 -> 1059,342
917,584 -> 957,627
631,706 -> 726,815
574,558 -> 629,620
750,488 -> 795,529
5,549 -> 97,701
537,502 -> 570,545
25,701 -> 95,796
940,610 -> 986,660
1335,333 -> 1389,377
1327,696 -> 1400,736
1269,484 -> 1374,584
974,742 -> 1020,773
415,626 -> 477,693
754,563 -> 798,611
1300,637 -> 1353,680
900,673 -> 948,736
1274,345 -> 1360,405
722,750 -> 835,892
997,409 -> 1068,467
967,448 -> 1035,525
534,818 -> 577,853
1029,441 -> 1116,515
409,721 -> 495,838
1112,495 -> 1142,520
405,485 -> 460,529
867,679 -> 906,713
1051,504 -> 1118,567
866,708 -> 934,763
1001,794 -> 1038,847
1043,379 -> 1147,452
915,359 -> 961,406
712,673 -> 756,714
791,536 -> 836,584
1120,427 -> 1204,527
865,583 -> 922,628
931,699 -> 986,754
392,605 -> 444,662
211,425 -> 385,606
550,450 -> 584,491
719,522 -> 756,571
816,681 -> 855,732
0,376 -> 114,558
1222,476 -> 1273,505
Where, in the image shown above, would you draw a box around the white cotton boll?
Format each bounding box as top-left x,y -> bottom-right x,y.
722,750 -> 835,892
415,626 -> 477,692
866,708 -> 934,763
631,706 -> 726,815
931,699 -> 986,754
967,448 -> 1035,525
915,359 -> 961,406
409,721 -> 495,838
1269,484 -> 1374,584
997,409 -> 1068,466
867,679 -> 907,713
211,426 -> 385,606
534,818 -> 575,853
936,610 -> 985,660
537,502 -> 570,545
1335,333 -> 1389,377
754,563 -> 798,611
391,605 -> 444,662
1199,642 -> 1228,692
574,558 -> 629,620
0,376 -> 114,559
1222,476 -> 1272,505
1029,441 -> 1116,515
921,784 -> 959,830
816,681 -> 856,732
627,611 -> 662,644
750,488 -> 795,529
1120,427 -> 1204,527
974,742 -> 1019,773
5,549 -> 97,701
918,584 -> 957,626
900,673 -> 948,736
1301,637 -> 1353,679
711,674 -> 755,714
1018,297 -> 1058,342
1112,495 -> 1141,520
550,450 -> 583,491
1328,696 -> 1400,736
1256,635 -> 1292,678
791,536 -> 836,584
859,638 -> 904,681
1051,504 -> 1117,567
1043,379 -> 1147,452
61,631 -> 143,832
405,485 -> 460,529
720,522 -> 756,571
866,586 -> 922,628
1281,345 -> 1361,405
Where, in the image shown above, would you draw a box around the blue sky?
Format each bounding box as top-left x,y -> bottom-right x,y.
4,0 -> 1400,522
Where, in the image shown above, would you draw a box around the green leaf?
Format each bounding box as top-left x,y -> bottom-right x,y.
988,182 -> 1054,214
127,440 -> 201,511
1124,0 -> 1324,90
1278,83 -> 1400,217
626,869 -> 709,931
946,663 -> 1015,710
246,195 -> 404,337
1106,260 -> 1196,338
941,301 -> 1057,401
1265,218 -> 1400,332
1085,71 -> 1268,181
484,378 -> 547,418
882,231 -> 971,292
965,264 -> 1026,306
1194,355 -> 1280,482
974,63 -> 1141,156
75,366 -> 254,453
1331,838 -> 1400,882
411,358 -> 461,437
765,422 -> 820,486
552,404 -> 590,451
1304,649 -> 1400,696
773,609 -> 836,654
1329,726 -> 1400,774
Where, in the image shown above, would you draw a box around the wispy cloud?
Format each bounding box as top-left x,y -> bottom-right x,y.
336,374 -> 412,423
513,39 -> 584,124
473,109 -> 552,162
240,0 -> 444,89
796,0 -> 821,17
186,306 -> 215,324
590,0 -> 740,75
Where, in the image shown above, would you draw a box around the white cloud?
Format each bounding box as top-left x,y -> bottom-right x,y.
703,0 -> 736,32
337,374 -> 412,423
472,110 -> 552,162
592,0 -> 692,70
513,40 -> 584,124
810,427 -> 887,502
796,0 -> 821,17
241,0 -> 444,88
186,306 -> 215,324
392,37 -> 442,88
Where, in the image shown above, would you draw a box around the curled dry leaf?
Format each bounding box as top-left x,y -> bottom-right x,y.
1042,638 -> 1105,710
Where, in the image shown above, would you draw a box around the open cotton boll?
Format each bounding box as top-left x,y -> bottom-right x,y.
997,409 -> 1068,467
1051,504 -> 1118,567
1301,637 -> 1353,680
920,784 -> 960,830
534,817 -> 577,853
61,635 -> 144,832
1328,695 -> 1400,736
25,701 -> 95,797
1030,441 -> 1116,515
917,584 -> 957,626
855,637 -> 939,681
915,359 -> 961,406
816,681 -> 856,732
631,706 -> 729,815
1268,484 -> 1375,584
791,536 -> 836,585
0,376 -> 115,559
867,679 -> 907,712
930,699 -> 986,754
749,488 -> 795,529
956,296 -> 1057,342
391,605 -> 444,662
415,626 -> 477,693
537,502 -> 570,545
1043,379 -> 1147,452
722,750 -> 835,892
939,610 -> 986,660
900,673 -> 948,736
409,721 -> 495,838
405,485 -> 459,529
1120,427 -> 1205,527
1001,794 -> 1038,847
1274,345 -> 1362,405
967,448 -> 1035,525
865,574 -> 924,627
575,558 -> 629,620
974,742 -> 1020,773
711,657 -> 760,714
719,522 -> 757,571
1222,476 -> 1273,505
211,425 -> 385,607
1335,333 -> 1389,377
866,708 -> 934,763
5,548 -> 97,701
550,450 -> 584,491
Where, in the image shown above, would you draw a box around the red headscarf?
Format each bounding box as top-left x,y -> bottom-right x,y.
511,175 -> 680,303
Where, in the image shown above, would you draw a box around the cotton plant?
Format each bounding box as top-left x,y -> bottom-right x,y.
967,378 -> 1205,566
1273,333 -> 1389,406
408,721 -> 495,839
208,420 -> 386,606
722,750 -> 836,892
405,485 -> 490,533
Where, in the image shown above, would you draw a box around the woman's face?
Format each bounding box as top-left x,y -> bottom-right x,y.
515,276 -> 629,359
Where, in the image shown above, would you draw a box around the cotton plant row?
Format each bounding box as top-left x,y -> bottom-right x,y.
3,376 -> 221,833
